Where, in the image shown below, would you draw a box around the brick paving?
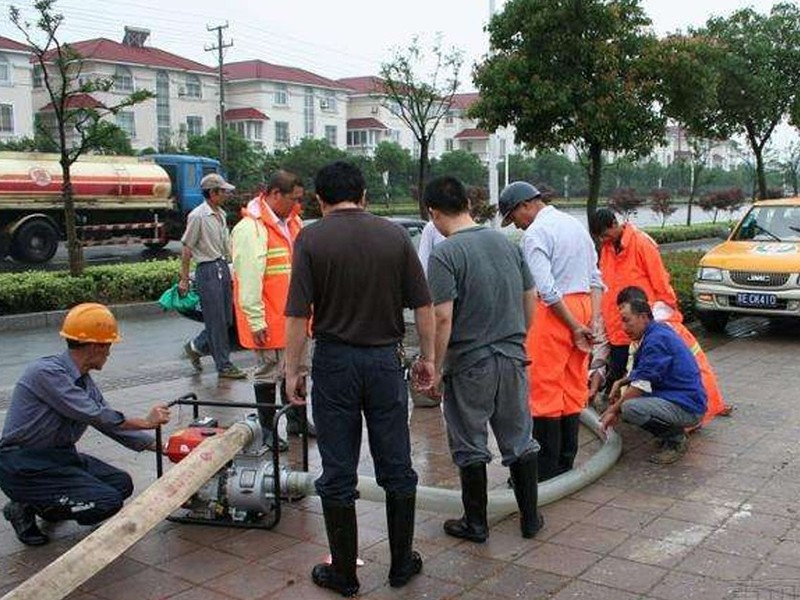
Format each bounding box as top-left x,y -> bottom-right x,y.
2,320 -> 800,599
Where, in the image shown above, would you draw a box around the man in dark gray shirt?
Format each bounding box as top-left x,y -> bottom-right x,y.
284,161 -> 435,596
0,303 -> 170,546
423,176 -> 543,543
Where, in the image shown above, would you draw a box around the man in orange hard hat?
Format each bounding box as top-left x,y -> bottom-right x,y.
0,303 -> 171,546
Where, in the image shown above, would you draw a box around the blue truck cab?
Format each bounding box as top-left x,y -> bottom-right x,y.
143,154 -> 223,214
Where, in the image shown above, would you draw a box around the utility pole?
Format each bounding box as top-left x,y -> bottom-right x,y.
488,0 -> 499,227
205,22 -> 232,165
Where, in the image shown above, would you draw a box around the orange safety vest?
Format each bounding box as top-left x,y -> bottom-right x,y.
233,199 -> 302,350
598,223 -> 683,346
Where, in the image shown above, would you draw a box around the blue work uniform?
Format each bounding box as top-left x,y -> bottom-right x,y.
0,351 -> 152,525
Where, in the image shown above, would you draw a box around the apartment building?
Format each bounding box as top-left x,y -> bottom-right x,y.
0,35 -> 35,141
224,60 -> 351,153
32,27 -> 219,152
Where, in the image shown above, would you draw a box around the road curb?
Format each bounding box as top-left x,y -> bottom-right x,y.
0,302 -> 164,333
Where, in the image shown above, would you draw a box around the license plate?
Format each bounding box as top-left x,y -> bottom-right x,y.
736,292 -> 778,308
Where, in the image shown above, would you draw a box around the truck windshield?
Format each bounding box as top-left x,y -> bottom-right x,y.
733,205 -> 800,242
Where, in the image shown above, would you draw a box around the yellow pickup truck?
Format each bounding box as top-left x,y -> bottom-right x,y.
694,198 -> 800,332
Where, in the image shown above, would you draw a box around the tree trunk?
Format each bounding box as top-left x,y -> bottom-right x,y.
61,160 -> 84,276
585,143 -> 603,220
416,141 -> 429,220
754,148 -> 768,200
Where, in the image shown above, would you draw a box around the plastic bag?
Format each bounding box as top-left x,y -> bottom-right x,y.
158,283 -> 200,313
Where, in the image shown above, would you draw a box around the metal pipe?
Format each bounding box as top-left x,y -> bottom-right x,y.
1,420 -> 259,600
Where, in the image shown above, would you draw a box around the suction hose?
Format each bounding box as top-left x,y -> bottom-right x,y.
285,407 -> 622,516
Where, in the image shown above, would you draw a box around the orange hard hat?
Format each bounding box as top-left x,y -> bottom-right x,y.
59,303 -> 122,344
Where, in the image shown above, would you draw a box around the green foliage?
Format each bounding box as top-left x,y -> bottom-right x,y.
88,122 -> 134,156
429,150 -> 488,187
662,250 -> 704,323
374,141 -> 414,200
472,0 -> 666,215
275,138 -> 348,189
642,222 -> 728,244
0,260 -> 181,315
187,127 -> 267,192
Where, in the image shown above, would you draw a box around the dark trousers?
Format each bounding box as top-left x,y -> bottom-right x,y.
0,448 -> 133,525
193,258 -> 234,372
311,341 -> 418,505
606,344 -> 630,391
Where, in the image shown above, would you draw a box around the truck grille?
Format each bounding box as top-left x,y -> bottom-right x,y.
729,271 -> 790,287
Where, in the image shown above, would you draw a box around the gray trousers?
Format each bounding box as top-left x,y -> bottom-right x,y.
443,353 -> 539,468
621,396 -> 701,442
193,259 -> 234,372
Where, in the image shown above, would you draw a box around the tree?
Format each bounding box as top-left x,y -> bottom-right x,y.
10,0 -> 154,275
665,6 -> 800,201
373,141 -> 414,203
471,0 -> 666,219
781,143 -> 800,196
650,188 -> 676,228
429,150 -> 488,187
275,138 -> 348,189
187,127 -> 267,191
379,36 -> 463,218
607,188 -> 644,221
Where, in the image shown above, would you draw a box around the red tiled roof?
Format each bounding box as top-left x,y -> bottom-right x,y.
224,107 -> 268,121
0,35 -> 30,53
337,76 -> 387,95
41,38 -> 214,73
225,60 -> 346,90
41,93 -> 105,111
454,128 -> 489,140
347,118 -> 388,130
451,93 -> 480,110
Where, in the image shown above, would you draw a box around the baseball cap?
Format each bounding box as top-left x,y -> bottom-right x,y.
499,181 -> 541,227
200,173 -> 235,191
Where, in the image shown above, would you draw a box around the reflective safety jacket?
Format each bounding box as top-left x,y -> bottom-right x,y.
231,197 -> 302,350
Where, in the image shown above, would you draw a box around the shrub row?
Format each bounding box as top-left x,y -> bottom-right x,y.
0,260 -> 181,315
642,222 -> 729,244
662,250 -> 704,324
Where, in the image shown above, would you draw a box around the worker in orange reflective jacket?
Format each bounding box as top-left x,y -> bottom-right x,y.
589,209 -> 730,424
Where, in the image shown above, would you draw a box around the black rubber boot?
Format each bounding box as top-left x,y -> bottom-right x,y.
509,453 -> 545,539
557,414 -> 581,476
312,502 -> 360,597
640,417 -> 683,442
253,382 -> 288,452
533,417 -> 562,482
386,491 -> 422,587
443,463 -> 488,543
3,502 -> 49,546
281,380 -> 316,437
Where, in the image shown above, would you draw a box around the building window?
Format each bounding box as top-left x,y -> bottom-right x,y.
186,115 -> 203,137
0,55 -> 10,84
275,121 -> 289,146
347,130 -> 367,147
0,104 -> 13,133
325,125 -> 337,147
156,71 -> 171,151
445,138 -> 453,152
185,75 -> 202,99
116,111 -> 136,138
32,64 -> 43,88
274,84 -> 288,105
321,91 -> 336,112
114,66 -> 134,92
232,120 -> 264,142
445,111 -> 453,124
304,87 -> 315,137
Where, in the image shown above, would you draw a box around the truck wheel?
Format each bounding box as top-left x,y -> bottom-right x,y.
698,311 -> 729,334
143,240 -> 169,251
10,219 -> 59,263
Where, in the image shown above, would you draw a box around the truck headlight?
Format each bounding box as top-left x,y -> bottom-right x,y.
696,267 -> 723,282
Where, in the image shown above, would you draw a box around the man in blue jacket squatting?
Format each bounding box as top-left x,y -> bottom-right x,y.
600,289 -> 707,464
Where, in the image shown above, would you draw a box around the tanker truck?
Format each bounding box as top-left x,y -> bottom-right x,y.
0,151 -> 223,264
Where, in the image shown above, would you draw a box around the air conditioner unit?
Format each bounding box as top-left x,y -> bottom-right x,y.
178,86 -> 186,97
370,106 -> 379,115
319,99 -> 330,110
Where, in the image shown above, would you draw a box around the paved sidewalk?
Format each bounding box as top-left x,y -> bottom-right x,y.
2,322 -> 800,599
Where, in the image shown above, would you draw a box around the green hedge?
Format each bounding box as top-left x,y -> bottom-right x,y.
0,249 -> 706,322
0,260 -> 181,315
642,222 -> 730,244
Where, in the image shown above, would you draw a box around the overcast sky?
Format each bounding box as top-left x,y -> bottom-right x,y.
1,0 -> 795,149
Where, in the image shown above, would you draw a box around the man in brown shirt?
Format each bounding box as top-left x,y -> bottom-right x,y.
285,161 -> 435,596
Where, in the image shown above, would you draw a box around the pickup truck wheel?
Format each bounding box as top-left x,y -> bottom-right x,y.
10,219 -> 59,263
143,240 -> 169,250
698,311 -> 729,333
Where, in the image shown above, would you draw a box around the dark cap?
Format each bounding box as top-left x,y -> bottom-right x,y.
499,181 -> 541,226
